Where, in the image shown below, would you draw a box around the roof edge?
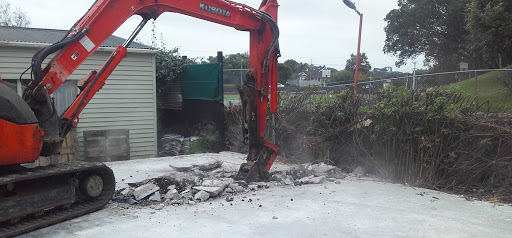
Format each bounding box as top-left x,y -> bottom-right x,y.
0,41 -> 157,54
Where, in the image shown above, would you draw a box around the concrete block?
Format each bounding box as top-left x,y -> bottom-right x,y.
309,176 -> 326,184
133,183 -> 160,200
193,186 -> 223,197
121,188 -> 134,197
194,190 -> 210,201
149,191 -> 162,202
202,179 -> 232,189
165,189 -> 180,200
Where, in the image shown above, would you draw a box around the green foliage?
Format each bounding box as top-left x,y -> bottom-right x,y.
277,63 -> 292,84
329,70 -> 353,83
225,86 -> 512,201
383,0 -> 471,70
208,52 -> 249,69
466,0 -> 512,68
188,132 -> 220,154
344,53 -> 371,74
283,59 -> 300,73
445,70 -> 512,112
356,87 -> 512,201
155,47 -> 187,96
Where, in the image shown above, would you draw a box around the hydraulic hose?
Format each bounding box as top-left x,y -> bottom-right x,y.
31,31 -> 85,85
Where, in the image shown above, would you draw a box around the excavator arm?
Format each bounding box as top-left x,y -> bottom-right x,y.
23,0 -> 281,181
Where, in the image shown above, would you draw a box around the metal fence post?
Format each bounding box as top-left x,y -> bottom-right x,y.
474,70 -> 478,110
272,114 -> 276,144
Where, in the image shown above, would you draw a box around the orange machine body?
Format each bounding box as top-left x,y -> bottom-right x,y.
0,120 -> 42,166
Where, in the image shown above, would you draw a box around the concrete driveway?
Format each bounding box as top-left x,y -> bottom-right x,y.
20,152 -> 512,238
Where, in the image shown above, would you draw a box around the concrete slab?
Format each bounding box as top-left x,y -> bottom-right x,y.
19,152 -> 512,238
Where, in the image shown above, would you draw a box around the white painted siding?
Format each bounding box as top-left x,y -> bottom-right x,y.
0,45 -> 157,160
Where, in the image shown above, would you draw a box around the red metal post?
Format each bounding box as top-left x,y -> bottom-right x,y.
353,13 -> 363,104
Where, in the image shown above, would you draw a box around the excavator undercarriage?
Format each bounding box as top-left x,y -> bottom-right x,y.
0,162 -> 115,238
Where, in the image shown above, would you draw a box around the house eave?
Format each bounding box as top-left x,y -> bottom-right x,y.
0,41 -> 157,54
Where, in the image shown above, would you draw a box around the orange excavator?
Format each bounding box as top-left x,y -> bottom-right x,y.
0,0 -> 280,236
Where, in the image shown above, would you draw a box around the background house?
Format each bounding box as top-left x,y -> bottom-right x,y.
288,65 -> 330,87
0,26 -> 157,161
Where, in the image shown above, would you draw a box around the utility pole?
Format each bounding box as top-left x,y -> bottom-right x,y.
240,59 -> 243,86
412,60 -> 417,90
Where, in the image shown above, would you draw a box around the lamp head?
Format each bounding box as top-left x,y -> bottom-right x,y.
342,0 -> 361,15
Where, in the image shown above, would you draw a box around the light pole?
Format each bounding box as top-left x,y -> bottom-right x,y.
342,0 -> 363,104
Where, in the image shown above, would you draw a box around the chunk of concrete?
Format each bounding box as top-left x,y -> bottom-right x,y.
196,160 -> 223,171
194,190 -> 210,201
202,179 -> 233,189
224,188 -> 234,193
309,176 -> 326,184
149,191 -> 162,202
284,178 -> 294,185
121,188 -> 134,197
165,189 -> 180,200
169,163 -> 194,172
133,183 -> 160,200
228,184 -> 245,193
153,203 -> 165,210
299,177 -> 311,184
308,163 -> 336,173
193,186 -> 223,197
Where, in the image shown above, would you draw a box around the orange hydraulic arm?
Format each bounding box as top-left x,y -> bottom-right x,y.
23,0 -> 280,181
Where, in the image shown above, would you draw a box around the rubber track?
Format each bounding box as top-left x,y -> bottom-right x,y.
0,162 -> 115,238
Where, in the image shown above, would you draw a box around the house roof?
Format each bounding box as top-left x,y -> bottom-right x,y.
0,26 -> 152,50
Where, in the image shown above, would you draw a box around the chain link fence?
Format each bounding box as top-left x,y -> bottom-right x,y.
327,69 -> 512,112
222,68 -> 512,112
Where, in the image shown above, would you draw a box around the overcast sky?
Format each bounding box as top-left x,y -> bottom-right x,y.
8,0 -> 419,72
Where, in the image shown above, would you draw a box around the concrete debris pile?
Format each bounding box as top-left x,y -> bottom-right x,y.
112,160 -> 348,209
159,134 -> 199,156
113,176 -> 250,208
270,162 -> 347,186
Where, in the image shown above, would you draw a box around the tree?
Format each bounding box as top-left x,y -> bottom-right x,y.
466,0 -> 512,68
0,1 -> 30,27
283,59 -> 300,73
209,52 -> 249,69
328,70 -> 353,83
383,0 -> 471,71
155,47 -> 187,95
277,63 -> 292,84
344,53 -> 371,74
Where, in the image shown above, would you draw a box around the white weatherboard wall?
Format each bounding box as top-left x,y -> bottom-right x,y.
0,44 -> 157,160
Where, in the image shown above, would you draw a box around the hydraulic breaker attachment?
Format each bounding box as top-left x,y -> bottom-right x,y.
236,140 -> 280,182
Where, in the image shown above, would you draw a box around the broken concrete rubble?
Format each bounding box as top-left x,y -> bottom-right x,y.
309,176 -> 326,184
149,191 -> 162,202
133,183 -> 160,200
201,179 -> 233,189
165,189 -> 180,200
121,188 -> 134,197
194,190 -> 210,202
112,155 -> 348,208
192,186 -> 223,197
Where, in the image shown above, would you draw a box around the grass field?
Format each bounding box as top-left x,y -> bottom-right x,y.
445,71 -> 512,111
224,94 -> 240,101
